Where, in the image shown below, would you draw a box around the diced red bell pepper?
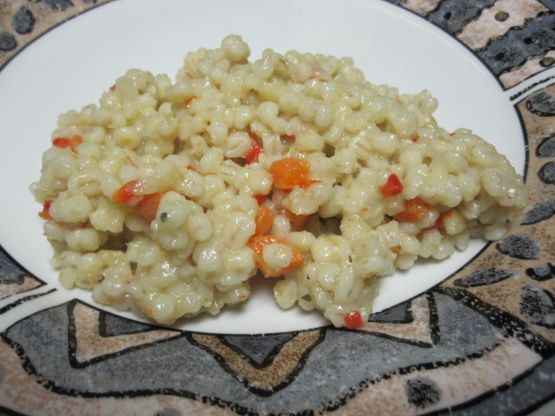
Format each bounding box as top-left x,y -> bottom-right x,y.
136,192 -> 164,223
380,174 -> 403,197
39,200 -> 52,220
112,180 -> 143,204
254,194 -> 267,205
344,311 -> 364,329
53,135 -> 82,152
245,139 -> 263,164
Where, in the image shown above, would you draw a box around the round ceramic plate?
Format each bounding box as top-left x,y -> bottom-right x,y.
0,0 -> 554,414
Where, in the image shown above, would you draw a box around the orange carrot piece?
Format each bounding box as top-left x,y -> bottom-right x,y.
280,207 -> 309,230
281,249 -> 304,274
394,198 -> 430,223
255,205 -> 274,236
247,235 -> 304,278
435,209 -> 455,230
269,158 -> 315,191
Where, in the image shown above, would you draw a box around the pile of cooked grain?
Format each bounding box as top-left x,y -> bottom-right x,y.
30,35 -> 527,328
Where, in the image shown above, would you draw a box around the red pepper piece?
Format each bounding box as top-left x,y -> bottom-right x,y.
254,194 -> 267,205
380,174 -> 403,197
245,139 -> 263,164
344,311 -> 364,329
136,192 -> 165,223
53,135 -> 83,152
39,200 -> 52,220
112,180 -> 143,204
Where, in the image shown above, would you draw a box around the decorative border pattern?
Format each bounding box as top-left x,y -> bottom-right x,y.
0,1 -> 554,415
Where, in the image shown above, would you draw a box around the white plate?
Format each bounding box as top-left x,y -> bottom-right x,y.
0,0 -> 525,333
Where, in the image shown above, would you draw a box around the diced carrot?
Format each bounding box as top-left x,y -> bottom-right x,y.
71,135 -> 83,150
410,134 -> 419,142
112,180 -> 144,204
280,207 -> 309,230
136,192 -> 164,223
344,311 -> 364,329
187,165 -> 199,173
39,200 -> 52,220
281,249 -> 304,274
53,135 -> 82,152
380,174 -> 403,197
394,198 -> 430,223
255,205 -> 274,236
247,235 -> 304,278
435,209 -> 455,230
245,138 -> 262,164
254,194 -> 267,205
269,158 -> 315,191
